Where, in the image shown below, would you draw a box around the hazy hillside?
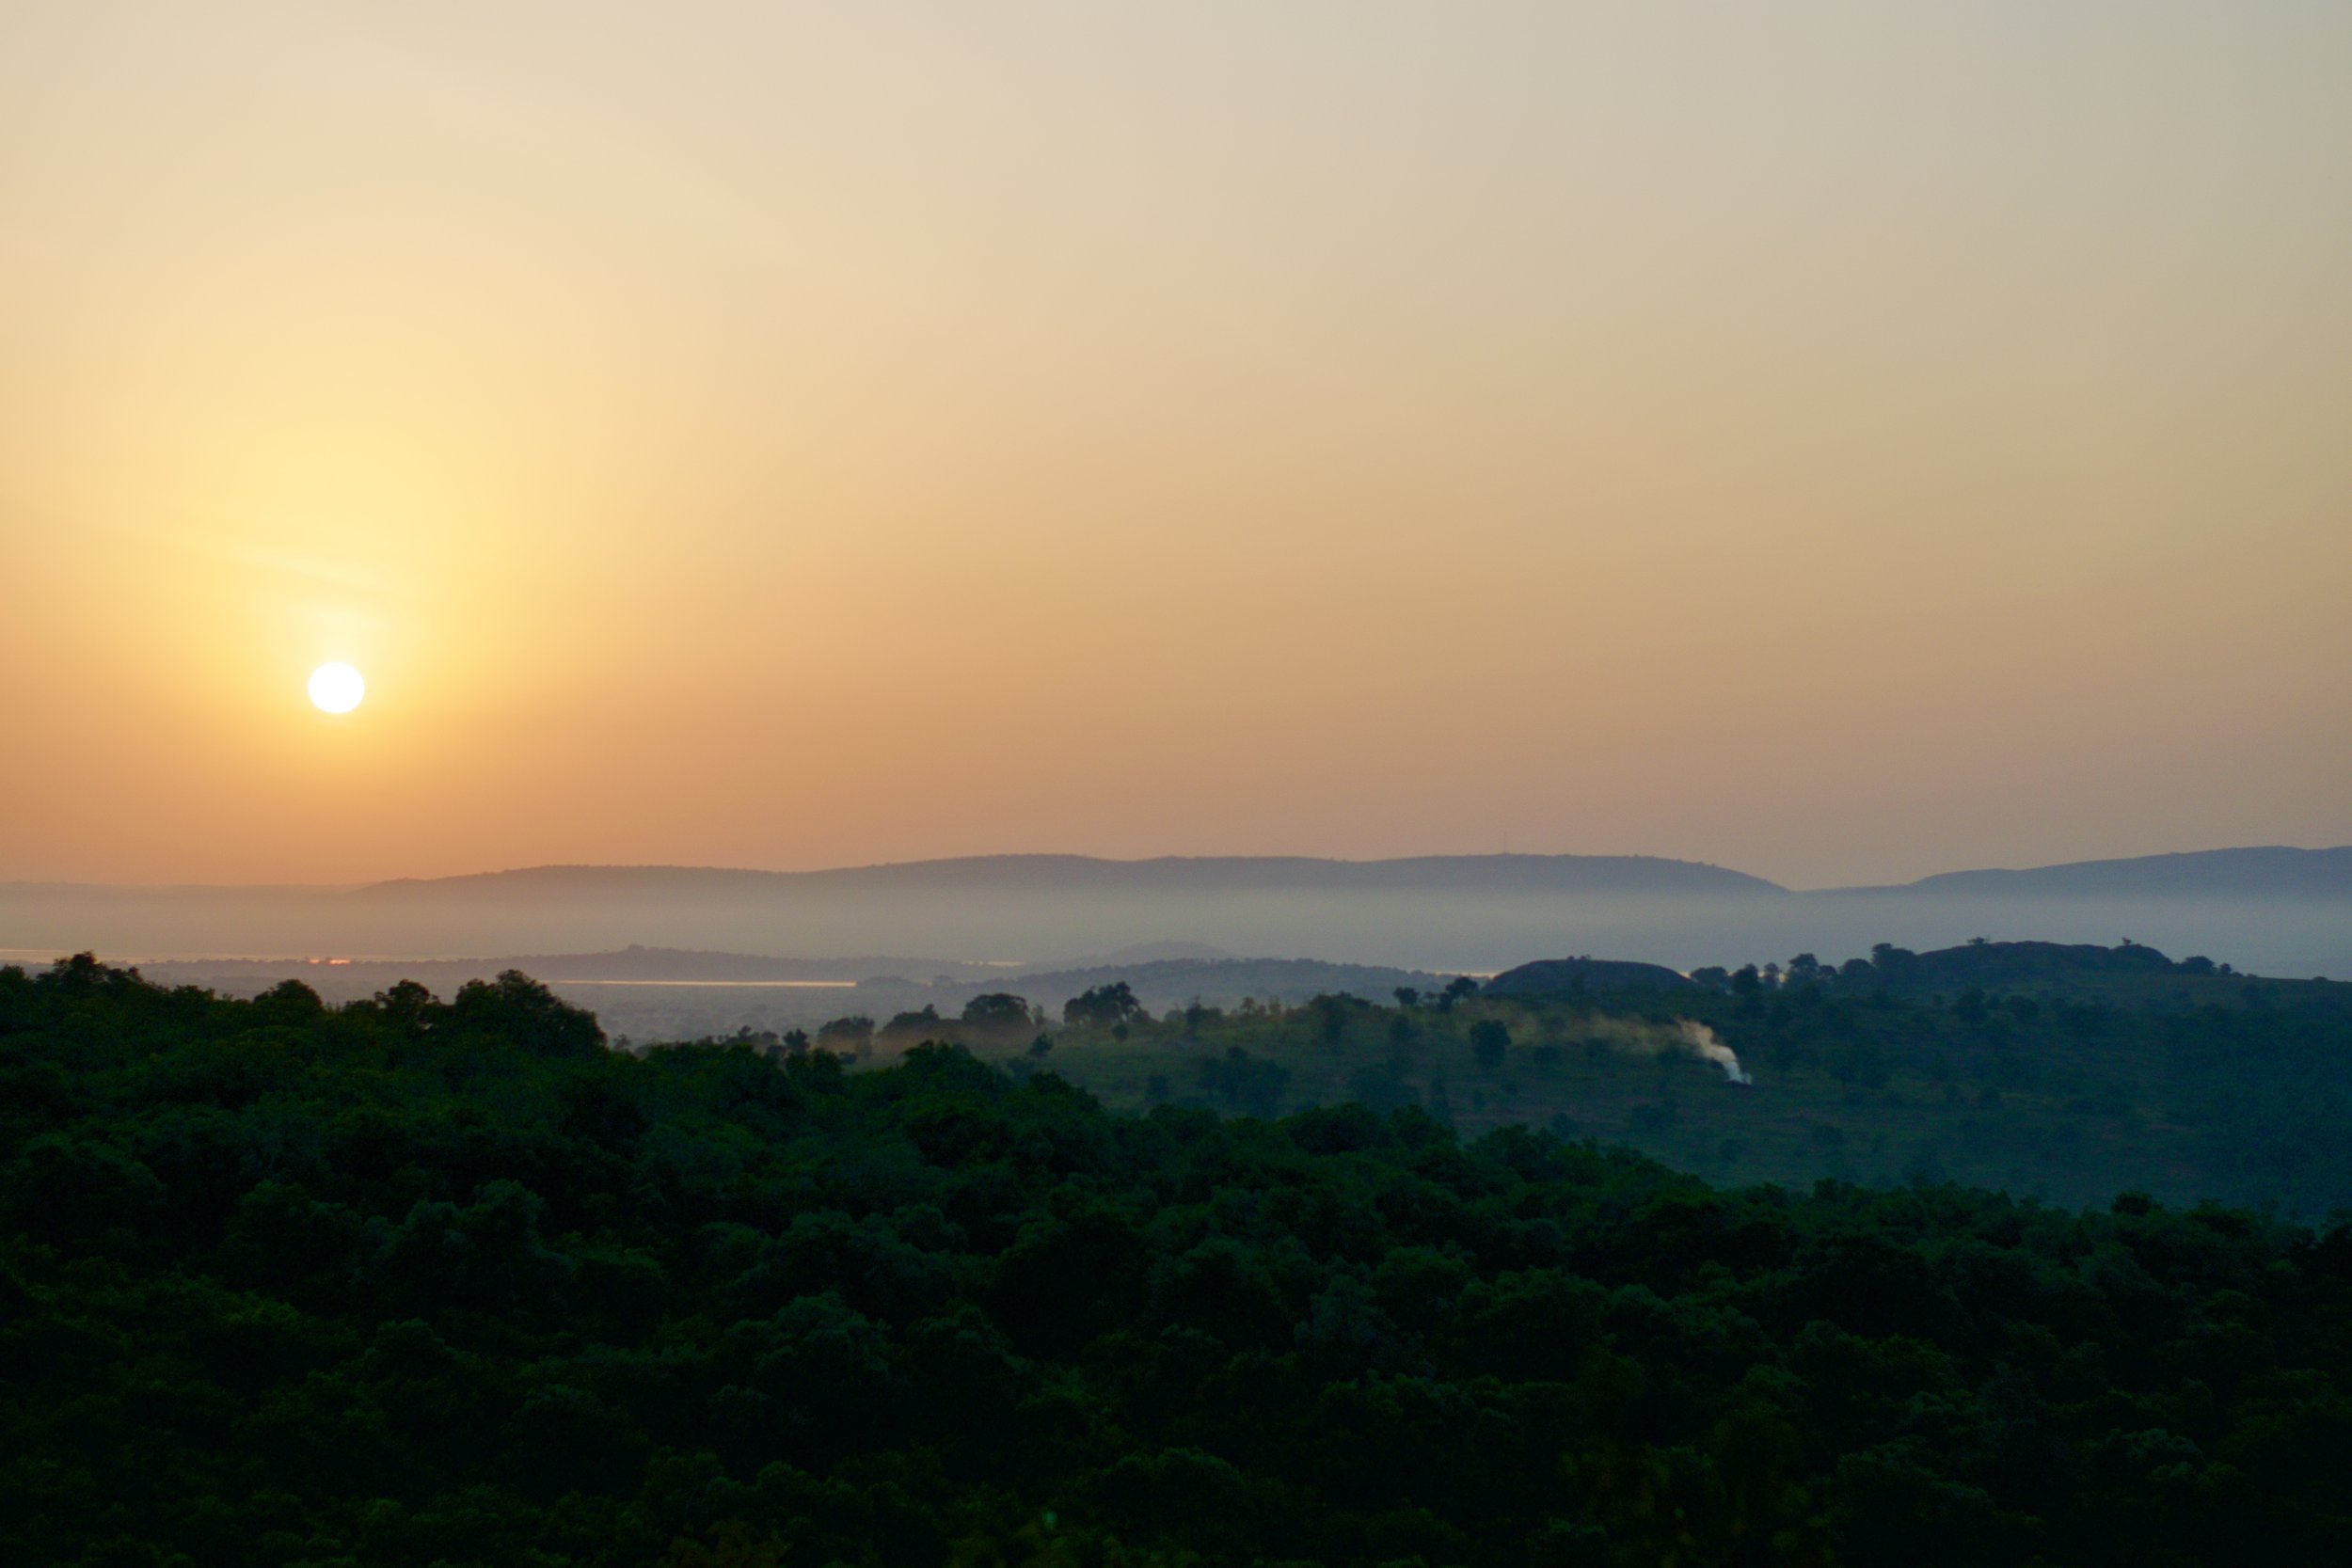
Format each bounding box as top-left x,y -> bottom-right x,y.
994,955 -> 1447,1012
0,854 -> 1788,973
1894,845 -> 2352,898
359,852 -> 1786,899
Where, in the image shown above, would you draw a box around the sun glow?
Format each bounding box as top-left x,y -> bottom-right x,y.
308,662 -> 365,714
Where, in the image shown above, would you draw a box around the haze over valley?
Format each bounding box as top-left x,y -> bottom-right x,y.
12,844 -> 2349,981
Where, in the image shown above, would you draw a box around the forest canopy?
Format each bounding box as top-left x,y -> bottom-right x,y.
5,955 -> 2352,1567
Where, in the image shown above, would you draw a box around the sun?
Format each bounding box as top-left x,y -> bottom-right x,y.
308,662 -> 366,714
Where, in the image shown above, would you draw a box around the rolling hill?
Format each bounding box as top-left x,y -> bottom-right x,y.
1889,844 -> 2352,898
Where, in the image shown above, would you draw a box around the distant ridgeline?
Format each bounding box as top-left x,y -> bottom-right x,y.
7,953 -> 2352,1567
1486,939 -> 2288,1001
1828,939 -> 2209,992
1483,956 -> 1698,995
12,846 -> 2350,978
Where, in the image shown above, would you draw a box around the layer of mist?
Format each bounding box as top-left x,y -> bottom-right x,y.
7,850 -> 2348,980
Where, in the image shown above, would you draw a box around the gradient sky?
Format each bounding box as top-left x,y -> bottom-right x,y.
3,2 -> 2347,889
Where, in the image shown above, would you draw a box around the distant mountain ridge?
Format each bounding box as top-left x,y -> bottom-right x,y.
1884,845 -> 2352,899
350,845 -> 2352,903
356,852 -> 1788,898
21,847 -> 2349,905
10,846 -> 2349,979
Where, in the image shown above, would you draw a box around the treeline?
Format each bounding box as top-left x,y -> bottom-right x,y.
6,956 -> 2352,1566
898,953 -> 2352,1216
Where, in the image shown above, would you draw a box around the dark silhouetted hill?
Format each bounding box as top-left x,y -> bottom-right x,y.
1482,956 -> 1697,996
1854,939 -> 2181,991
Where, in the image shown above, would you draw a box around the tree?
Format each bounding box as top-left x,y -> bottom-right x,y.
1470,1018 -> 1510,1075
659,1522 -> 788,1568
1305,993 -> 1356,1048
253,977 -> 326,1020
1197,1047 -> 1291,1117
818,1014 -> 875,1049
882,1005 -> 945,1042
366,977 -> 438,1035
448,970 -> 604,1057
961,992 -> 1036,1037
1063,982 -> 1144,1030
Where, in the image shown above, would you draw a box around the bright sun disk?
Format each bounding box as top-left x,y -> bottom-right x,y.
309,662 -> 365,714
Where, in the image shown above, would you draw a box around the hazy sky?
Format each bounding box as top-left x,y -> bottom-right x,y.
4,2 -> 2347,889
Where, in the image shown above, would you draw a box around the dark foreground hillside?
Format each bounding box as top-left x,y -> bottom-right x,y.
6,958 -> 2352,1567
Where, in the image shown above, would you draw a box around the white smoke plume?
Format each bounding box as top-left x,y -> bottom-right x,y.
1571,1017 -> 1753,1084
1675,1020 -> 1752,1085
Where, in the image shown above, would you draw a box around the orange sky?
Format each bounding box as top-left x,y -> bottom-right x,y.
3,2 -> 2347,889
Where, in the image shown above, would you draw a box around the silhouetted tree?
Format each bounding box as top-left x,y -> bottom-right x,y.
1470,1018 -> 1511,1075
961,992 -> 1036,1036
1063,981 -> 1143,1029
448,970 -> 604,1057
817,1014 -> 874,1049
